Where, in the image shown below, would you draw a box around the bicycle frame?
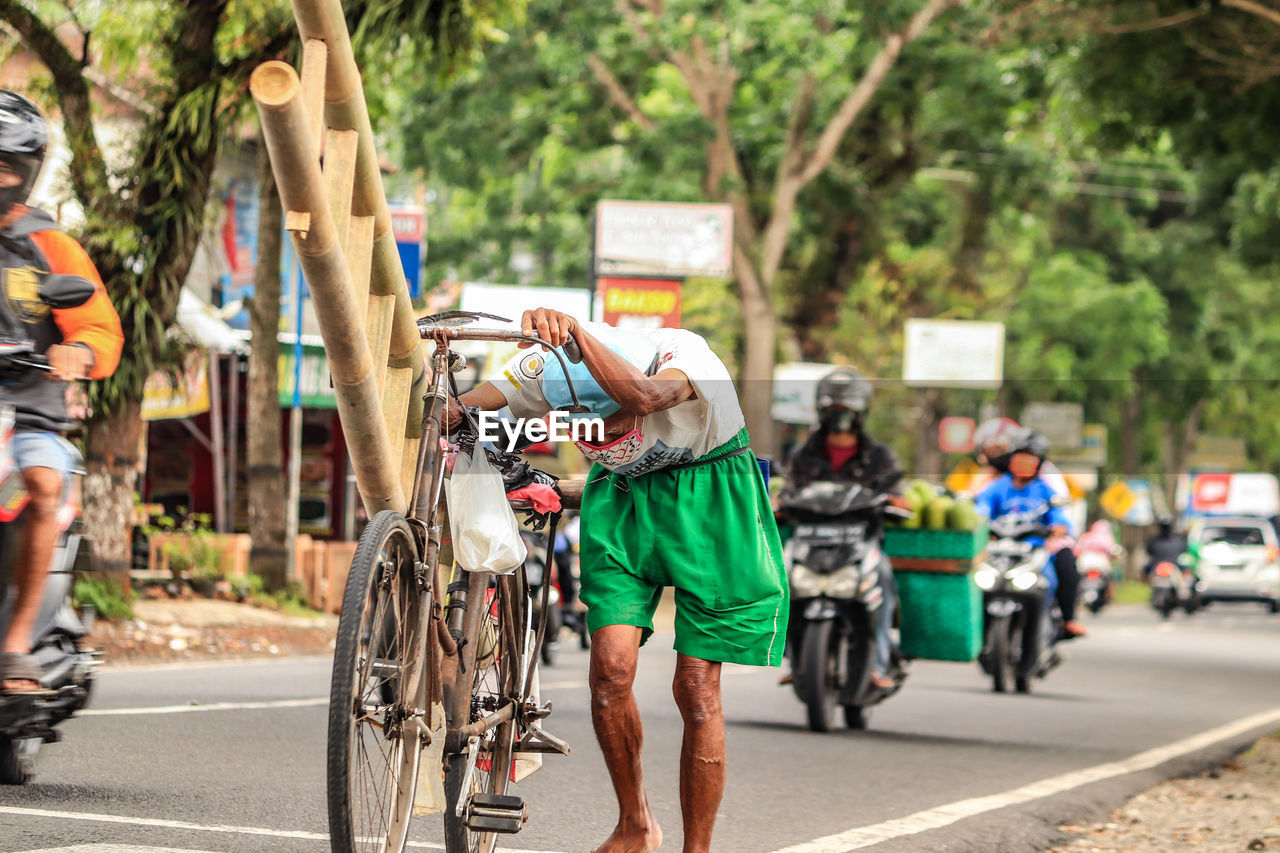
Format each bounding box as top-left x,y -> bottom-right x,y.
405,321 -> 580,754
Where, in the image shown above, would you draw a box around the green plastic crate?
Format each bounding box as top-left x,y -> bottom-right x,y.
883,523 -> 988,560
897,570 -> 983,662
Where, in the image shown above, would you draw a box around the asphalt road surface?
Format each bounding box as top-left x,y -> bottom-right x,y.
2,604 -> 1279,853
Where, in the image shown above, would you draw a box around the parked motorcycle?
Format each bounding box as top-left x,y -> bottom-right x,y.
1148,557 -> 1199,619
974,510 -> 1065,694
780,479 -> 908,732
0,274 -> 101,783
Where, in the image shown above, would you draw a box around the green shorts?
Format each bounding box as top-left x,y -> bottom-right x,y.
579,429 -> 789,667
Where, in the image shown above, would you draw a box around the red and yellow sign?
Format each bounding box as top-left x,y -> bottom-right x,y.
597,278 -> 682,328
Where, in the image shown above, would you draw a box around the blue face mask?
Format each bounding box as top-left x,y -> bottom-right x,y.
540,326 -> 658,418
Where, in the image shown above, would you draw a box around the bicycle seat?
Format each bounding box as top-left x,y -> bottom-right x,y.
417,310 -> 511,328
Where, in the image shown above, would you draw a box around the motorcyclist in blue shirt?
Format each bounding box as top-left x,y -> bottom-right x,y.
976,430 -> 1087,639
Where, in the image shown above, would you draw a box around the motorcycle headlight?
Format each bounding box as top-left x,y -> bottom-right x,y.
789,563 -> 826,597
1011,570 -> 1039,591
826,565 -> 861,599
974,566 -> 998,590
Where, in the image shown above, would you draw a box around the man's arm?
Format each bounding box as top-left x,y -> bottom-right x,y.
445,381 -> 510,428
32,231 -> 123,380
521,307 -> 693,415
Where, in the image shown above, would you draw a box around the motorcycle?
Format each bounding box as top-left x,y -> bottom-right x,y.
1148,556 -> 1199,619
1078,546 -> 1122,615
974,510 -> 1065,694
780,479 -> 908,732
0,274 -> 101,783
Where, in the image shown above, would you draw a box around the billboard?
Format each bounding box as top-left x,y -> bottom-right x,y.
390,205 -> 426,299
772,362 -> 839,424
595,200 -> 733,278
902,319 -> 1004,388
597,278 -> 682,329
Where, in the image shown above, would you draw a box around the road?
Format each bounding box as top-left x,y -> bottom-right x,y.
1,604 -> 1279,853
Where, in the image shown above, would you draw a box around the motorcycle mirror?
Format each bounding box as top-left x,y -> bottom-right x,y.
39,274 -> 97,309
1049,494 -> 1071,508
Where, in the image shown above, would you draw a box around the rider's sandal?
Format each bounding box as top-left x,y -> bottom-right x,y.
0,652 -> 53,696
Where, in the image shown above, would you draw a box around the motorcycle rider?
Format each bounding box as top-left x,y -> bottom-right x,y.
1143,513 -> 1188,579
0,91 -> 123,695
781,367 -> 904,689
975,430 -> 1087,639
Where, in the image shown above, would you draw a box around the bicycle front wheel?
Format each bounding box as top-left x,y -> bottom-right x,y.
443,569 -> 528,853
328,510 -> 428,853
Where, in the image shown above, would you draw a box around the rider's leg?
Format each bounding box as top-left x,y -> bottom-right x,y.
1054,549 -> 1086,635
588,624 -> 662,853
3,464 -> 64,690
871,558 -> 897,686
673,654 -> 724,853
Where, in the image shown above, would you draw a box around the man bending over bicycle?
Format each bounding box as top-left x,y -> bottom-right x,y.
448,307 -> 787,853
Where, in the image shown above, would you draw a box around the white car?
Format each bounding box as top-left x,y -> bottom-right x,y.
1191,517 -> 1280,613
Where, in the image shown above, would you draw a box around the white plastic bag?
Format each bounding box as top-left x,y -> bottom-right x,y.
445,445 -> 527,574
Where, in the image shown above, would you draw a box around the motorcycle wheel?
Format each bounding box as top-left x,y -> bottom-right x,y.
799,620 -> 845,732
1015,674 -> 1032,694
842,704 -> 869,730
0,736 -> 39,785
986,616 -> 1011,694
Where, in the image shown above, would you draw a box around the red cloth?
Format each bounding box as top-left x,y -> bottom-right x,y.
826,442 -> 857,471
506,483 -> 562,514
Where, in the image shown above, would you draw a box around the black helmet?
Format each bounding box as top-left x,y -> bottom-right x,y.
0,90 -> 47,217
814,368 -> 872,433
1156,512 -> 1174,532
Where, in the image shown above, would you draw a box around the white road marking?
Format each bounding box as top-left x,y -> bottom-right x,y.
0,806 -> 569,852
79,698 -> 327,717
20,845 -> 223,852
770,704 -> 1280,852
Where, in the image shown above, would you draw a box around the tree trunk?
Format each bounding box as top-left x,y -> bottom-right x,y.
247,138 -> 288,592
82,398 -> 143,591
913,388 -> 945,481
735,248 -> 777,456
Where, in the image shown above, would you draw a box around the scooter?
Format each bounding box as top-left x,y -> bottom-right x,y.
1078,546 -> 1122,615
1148,557 -> 1199,619
780,480 -> 909,732
0,273 -> 103,783
974,511 -> 1065,694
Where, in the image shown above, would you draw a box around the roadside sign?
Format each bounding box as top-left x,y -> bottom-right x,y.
939,417 -> 976,454
902,319 -> 1004,388
1188,435 -> 1248,472
1020,402 -> 1085,452
1100,481 -> 1137,520
389,204 -> 425,299
772,362 -> 839,424
596,278 -> 682,329
1188,472 -> 1280,517
1055,423 -> 1108,468
595,200 -> 733,278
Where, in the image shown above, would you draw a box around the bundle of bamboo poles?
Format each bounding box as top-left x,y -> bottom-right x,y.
250,0 -> 428,517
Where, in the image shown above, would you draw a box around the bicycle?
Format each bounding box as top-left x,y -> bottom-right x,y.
327,311 -> 585,853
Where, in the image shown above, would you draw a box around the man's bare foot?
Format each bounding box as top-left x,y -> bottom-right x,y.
591,815 -> 663,853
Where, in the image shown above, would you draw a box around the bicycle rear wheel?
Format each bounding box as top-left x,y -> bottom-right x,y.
328,511 -> 428,853
443,568 -> 528,853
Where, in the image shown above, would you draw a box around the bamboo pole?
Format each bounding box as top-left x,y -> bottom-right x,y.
300,40 -> 327,154
251,60 -> 406,516
322,129 -> 358,254
347,215 -> 375,326
292,0 -> 423,367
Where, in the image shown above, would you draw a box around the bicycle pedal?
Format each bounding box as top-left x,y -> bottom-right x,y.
466,793 -> 527,834
518,726 -> 571,756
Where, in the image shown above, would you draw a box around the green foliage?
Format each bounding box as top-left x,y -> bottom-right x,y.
144,509 -> 224,583
73,576 -> 135,622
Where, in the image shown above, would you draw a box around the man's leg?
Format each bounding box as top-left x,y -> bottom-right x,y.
3,466 -> 63,691
589,624 -> 662,853
871,559 -> 897,687
673,654 -> 724,853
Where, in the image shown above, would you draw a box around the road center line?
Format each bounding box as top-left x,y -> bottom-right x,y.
0,806 -> 569,852
770,704 -> 1280,853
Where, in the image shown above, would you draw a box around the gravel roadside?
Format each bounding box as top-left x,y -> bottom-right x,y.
1051,735 -> 1280,853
